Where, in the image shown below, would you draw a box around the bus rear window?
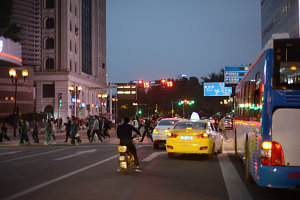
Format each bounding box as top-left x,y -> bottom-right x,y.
273,39 -> 300,89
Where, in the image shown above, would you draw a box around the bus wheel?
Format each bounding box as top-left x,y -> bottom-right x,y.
245,136 -> 254,183
234,129 -> 239,160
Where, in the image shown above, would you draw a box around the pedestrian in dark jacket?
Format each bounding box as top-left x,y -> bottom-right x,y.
32,120 -> 39,143
64,117 -> 72,142
103,118 -> 111,138
0,121 -> 10,142
117,117 -> 141,169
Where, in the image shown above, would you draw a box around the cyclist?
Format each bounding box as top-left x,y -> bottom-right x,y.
117,117 -> 142,172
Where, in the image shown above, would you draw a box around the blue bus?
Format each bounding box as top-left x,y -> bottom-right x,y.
234,36 -> 300,189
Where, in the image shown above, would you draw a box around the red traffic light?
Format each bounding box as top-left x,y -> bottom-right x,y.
161,79 -> 166,84
144,82 -> 150,88
138,80 -> 143,85
167,81 -> 173,87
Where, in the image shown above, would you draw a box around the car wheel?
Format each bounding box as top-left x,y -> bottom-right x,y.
245,135 -> 254,183
207,144 -> 215,159
168,153 -> 175,158
153,142 -> 159,149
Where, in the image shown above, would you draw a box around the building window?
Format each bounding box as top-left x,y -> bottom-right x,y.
70,40 -> 72,51
70,60 -> 72,71
45,18 -> 54,29
82,0 -> 92,75
46,58 -> 54,69
70,2 -> 72,12
46,0 -> 55,9
43,84 -> 55,98
75,43 -> 77,54
70,21 -> 72,31
46,38 -> 54,49
75,62 -> 77,72
102,63 -> 105,69
75,6 -> 77,16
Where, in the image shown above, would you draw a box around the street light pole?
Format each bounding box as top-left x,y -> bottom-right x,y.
9,68 -> 29,138
171,102 -> 177,118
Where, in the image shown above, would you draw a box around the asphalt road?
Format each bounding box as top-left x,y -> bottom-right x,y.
0,130 -> 299,200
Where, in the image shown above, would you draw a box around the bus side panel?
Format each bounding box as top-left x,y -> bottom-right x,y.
258,165 -> 300,188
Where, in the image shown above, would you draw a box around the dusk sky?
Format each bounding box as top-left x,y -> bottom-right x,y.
106,0 -> 261,83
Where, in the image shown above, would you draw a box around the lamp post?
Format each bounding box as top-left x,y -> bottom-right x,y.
9,68 -> 29,137
171,102 -> 177,118
98,93 -> 108,115
68,85 -> 82,117
112,97 -> 118,120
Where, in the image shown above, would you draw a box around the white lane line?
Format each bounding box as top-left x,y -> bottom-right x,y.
142,152 -> 166,162
54,149 -> 97,161
218,152 -> 253,200
3,154 -> 119,200
0,151 -> 20,156
0,147 -> 73,163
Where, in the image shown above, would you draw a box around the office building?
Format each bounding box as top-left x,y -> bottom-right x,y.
261,0 -> 299,47
34,0 -> 107,120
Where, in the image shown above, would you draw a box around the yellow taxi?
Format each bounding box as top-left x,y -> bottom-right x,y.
166,113 -> 219,159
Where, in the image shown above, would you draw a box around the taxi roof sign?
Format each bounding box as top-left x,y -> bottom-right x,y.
191,112 -> 200,121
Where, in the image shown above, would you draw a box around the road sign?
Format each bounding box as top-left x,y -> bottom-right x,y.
204,82 -> 232,96
224,66 -> 249,86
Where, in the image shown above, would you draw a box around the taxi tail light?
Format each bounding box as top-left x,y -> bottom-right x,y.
153,129 -> 159,134
260,141 -> 284,166
196,133 -> 209,138
167,132 -> 178,138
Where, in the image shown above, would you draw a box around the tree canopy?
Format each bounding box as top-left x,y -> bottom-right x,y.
0,0 -> 21,42
117,68 -> 230,119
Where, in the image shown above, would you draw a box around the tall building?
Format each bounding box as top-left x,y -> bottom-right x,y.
34,0 -> 107,120
1,0 -> 40,117
261,0 -> 299,47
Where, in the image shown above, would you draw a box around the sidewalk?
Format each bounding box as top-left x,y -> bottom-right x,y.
0,128 -> 119,147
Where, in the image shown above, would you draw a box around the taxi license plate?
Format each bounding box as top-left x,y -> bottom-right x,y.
180,136 -> 193,141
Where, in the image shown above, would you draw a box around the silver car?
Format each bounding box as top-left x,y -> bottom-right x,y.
152,118 -> 184,149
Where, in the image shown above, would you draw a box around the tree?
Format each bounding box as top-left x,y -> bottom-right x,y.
0,0 -> 21,42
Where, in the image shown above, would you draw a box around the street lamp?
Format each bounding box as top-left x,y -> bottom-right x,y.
68,85 -> 82,117
171,102 -> 177,118
9,68 -> 29,137
112,97 -> 118,120
98,93 -> 108,115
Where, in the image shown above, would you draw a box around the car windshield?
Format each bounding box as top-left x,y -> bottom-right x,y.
173,121 -> 206,130
158,119 -> 180,126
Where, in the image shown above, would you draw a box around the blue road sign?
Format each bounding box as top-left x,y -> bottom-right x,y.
224,66 -> 249,86
204,82 -> 232,96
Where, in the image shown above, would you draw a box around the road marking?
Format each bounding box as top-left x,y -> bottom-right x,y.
218,152 -> 253,200
0,147 -> 73,164
54,149 -> 97,161
142,152 -> 166,162
3,154 -> 119,200
0,151 -> 20,156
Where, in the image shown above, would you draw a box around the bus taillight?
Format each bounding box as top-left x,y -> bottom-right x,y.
260,141 -> 284,166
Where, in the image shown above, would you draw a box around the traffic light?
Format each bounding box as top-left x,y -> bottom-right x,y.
167,81 -> 173,87
138,80 -> 143,85
138,109 -> 142,115
58,93 -> 62,107
144,82 -> 150,88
